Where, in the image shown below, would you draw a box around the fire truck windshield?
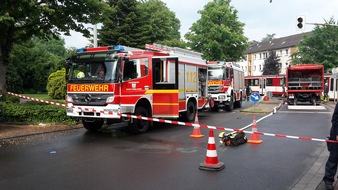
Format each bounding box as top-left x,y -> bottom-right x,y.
69,58 -> 119,83
208,67 -> 227,80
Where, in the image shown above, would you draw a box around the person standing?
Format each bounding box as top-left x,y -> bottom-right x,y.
324,83 -> 329,103
282,84 -> 286,98
323,102 -> 338,190
246,85 -> 251,101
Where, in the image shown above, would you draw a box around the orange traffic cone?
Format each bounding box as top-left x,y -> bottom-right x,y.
247,116 -> 263,144
190,111 -> 204,138
199,129 -> 225,171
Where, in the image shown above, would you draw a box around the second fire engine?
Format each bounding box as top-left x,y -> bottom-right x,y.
207,61 -> 245,112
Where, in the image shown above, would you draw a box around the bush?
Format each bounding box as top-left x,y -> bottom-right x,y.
47,68 -> 67,99
4,94 -> 20,103
2,101 -> 77,124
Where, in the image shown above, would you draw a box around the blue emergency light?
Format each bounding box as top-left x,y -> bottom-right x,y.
114,45 -> 125,51
76,48 -> 85,53
76,45 -> 125,53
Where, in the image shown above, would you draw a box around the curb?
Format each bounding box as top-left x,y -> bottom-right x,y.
240,100 -> 283,114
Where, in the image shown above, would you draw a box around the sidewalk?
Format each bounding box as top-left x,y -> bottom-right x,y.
291,101 -> 337,190
244,97 -> 337,189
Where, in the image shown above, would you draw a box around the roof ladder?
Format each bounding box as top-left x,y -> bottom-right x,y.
145,43 -> 204,61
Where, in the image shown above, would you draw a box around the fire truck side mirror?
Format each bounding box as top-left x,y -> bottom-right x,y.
64,59 -> 71,68
64,60 -> 71,81
117,58 -> 123,84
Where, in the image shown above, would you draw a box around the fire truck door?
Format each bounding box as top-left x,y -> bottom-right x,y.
120,56 -> 151,112
260,78 -> 266,95
151,57 -> 179,118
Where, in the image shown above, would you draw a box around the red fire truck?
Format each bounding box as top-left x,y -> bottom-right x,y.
64,44 -> 208,133
207,61 -> 245,112
286,64 -> 324,105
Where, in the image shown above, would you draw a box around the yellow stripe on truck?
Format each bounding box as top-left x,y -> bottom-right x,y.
145,90 -> 179,94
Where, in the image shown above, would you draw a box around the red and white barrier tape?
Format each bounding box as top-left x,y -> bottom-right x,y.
7,92 -> 66,107
121,113 -> 337,143
6,91 -> 337,143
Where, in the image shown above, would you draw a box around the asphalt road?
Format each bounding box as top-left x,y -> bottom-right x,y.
0,100 -> 333,190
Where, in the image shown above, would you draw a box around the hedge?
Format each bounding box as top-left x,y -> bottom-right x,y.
2,101 -> 77,124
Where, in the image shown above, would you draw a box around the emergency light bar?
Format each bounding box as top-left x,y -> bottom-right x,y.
76,45 -> 125,53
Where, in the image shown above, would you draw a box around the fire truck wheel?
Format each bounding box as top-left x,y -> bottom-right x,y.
234,96 -> 242,108
183,101 -> 196,122
131,107 -> 150,134
82,118 -> 104,132
210,105 -> 219,112
225,96 -> 234,112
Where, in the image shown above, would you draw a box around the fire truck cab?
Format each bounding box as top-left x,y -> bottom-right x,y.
207,61 -> 245,112
64,44 -> 208,133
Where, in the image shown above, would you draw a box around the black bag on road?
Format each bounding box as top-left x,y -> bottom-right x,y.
219,131 -> 247,146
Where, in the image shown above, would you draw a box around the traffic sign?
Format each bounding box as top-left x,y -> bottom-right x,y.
250,92 -> 261,103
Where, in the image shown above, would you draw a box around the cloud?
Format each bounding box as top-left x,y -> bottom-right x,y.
62,27 -> 92,49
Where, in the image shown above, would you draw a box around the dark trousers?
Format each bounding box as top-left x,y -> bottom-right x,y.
324,149 -> 338,182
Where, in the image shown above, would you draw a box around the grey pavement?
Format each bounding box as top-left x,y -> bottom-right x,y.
289,100 -> 337,190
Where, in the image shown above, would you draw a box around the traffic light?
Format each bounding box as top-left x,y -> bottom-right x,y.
296,16 -> 305,30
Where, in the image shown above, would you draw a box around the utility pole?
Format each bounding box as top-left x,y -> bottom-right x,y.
93,24 -> 98,48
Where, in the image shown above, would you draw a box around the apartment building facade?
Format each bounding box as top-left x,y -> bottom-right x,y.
238,32 -> 312,76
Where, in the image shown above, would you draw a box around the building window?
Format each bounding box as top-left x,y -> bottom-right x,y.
259,65 -> 262,71
285,49 -> 288,55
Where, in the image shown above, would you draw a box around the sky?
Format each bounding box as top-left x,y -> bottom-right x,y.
63,0 -> 338,49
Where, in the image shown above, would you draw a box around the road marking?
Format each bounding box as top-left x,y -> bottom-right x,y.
278,111 -> 331,114
238,112 -> 273,131
287,105 -> 326,110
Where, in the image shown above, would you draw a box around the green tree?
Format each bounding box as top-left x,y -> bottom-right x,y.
5,63 -> 24,94
184,0 -> 248,61
261,33 -> 276,42
262,51 -> 280,75
99,0 -> 182,49
157,39 -> 187,49
99,0 -> 148,48
0,0 -> 111,95
139,0 -> 181,43
8,37 -> 67,93
291,18 -> 338,72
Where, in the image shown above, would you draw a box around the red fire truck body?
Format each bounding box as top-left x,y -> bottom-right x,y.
286,64 -> 324,105
65,44 -> 208,133
207,61 -> 245,112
